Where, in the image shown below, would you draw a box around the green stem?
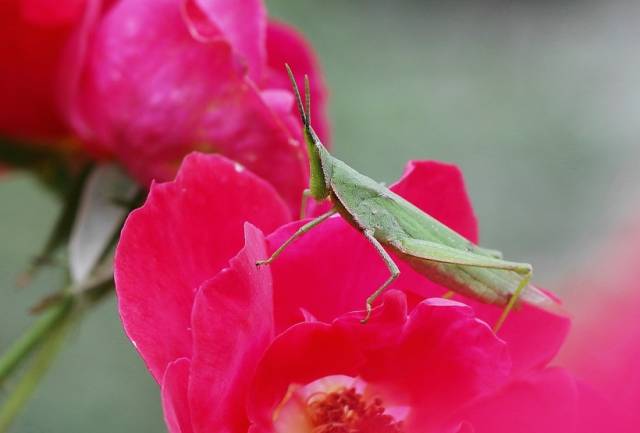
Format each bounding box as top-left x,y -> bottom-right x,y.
0,297 -> 73,385
0,279 -> 115,428
0,311 -> 74,433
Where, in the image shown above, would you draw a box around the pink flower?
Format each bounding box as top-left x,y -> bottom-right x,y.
558,216 -> 640,432
62,0 -> 328,213
0,0 -> 85,143
116,153 -> 602,433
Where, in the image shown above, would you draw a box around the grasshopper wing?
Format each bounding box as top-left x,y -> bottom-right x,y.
392,237 -> 565,316
395,237 -> 529,272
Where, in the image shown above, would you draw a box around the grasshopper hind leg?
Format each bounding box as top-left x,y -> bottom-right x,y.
392,236 -> 533,332
493,269 -> 532,333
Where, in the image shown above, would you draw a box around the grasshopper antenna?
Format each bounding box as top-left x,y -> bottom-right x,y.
285,63 -> 308,127
304,74 -> 311,125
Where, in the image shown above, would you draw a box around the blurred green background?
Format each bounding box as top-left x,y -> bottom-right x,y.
1,0 -> 639,431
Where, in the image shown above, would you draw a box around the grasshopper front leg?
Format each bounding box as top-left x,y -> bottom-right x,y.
256,210 -> 336,267
299,188 -> 312,219
361,230 -> 400,324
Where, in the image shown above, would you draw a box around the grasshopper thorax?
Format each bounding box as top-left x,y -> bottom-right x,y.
285,63 -> 331,200
305,126 -> 331,200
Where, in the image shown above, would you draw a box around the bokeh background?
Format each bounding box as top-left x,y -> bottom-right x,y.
1,0 -> 639,431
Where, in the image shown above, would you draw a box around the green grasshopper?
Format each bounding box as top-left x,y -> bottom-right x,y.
257,65 -> 562,330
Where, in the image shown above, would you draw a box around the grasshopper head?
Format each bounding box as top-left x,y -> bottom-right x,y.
285,64 -> 330,200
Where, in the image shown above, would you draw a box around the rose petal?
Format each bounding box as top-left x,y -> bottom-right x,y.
557,218 -> 640,424
161,358 -> 193,433
333,290 -> 408,349
389,160 -> 479,243
57,0 -> 103,151
454,368 -> 578,433
247,323 -> 364,429
469,299 -> 570,376
0,0 -> 77,140
184,0 -> 265,81
268,217 -> 385,331
249,294 -> 510,432
115,153 -> 289,381
353,298 -> 511,429
64,0 -> 308,211
189,224 -> 274,433
21,0 -> 85,26
574,379 -> 629,433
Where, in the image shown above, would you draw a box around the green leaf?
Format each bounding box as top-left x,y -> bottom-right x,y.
69,164 -> 139,283
18,165 -> 93,286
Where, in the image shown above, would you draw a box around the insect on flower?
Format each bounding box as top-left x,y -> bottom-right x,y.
257,65 -> 563,330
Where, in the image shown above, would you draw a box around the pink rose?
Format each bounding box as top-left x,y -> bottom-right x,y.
115,153 -> 606,432
558,216 -> 640,432
0,0 -> 84,143
62,0 -> 328,213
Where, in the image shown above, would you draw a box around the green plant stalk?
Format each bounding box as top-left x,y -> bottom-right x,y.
0,279 -> 115,426
0,311 -> 74,433
0,297 -> 73,386
1,252 -> 115,387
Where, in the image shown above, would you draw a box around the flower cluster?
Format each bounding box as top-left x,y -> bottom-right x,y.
2,0 -> 328,212
115,153 -> 609,433
7,2 -> 633,430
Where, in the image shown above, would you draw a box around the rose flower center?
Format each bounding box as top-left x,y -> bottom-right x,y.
273,375 -> 406,433
306,387 -> 404,433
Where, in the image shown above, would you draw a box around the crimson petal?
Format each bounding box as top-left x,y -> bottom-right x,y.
454,368 -> 578,433
63,0 -> 308,212
249,293 -> 510,432
115,153 -> 289,381
161,358 -> 193,433
189,224 -> 274,433
184,0 -> 266,81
